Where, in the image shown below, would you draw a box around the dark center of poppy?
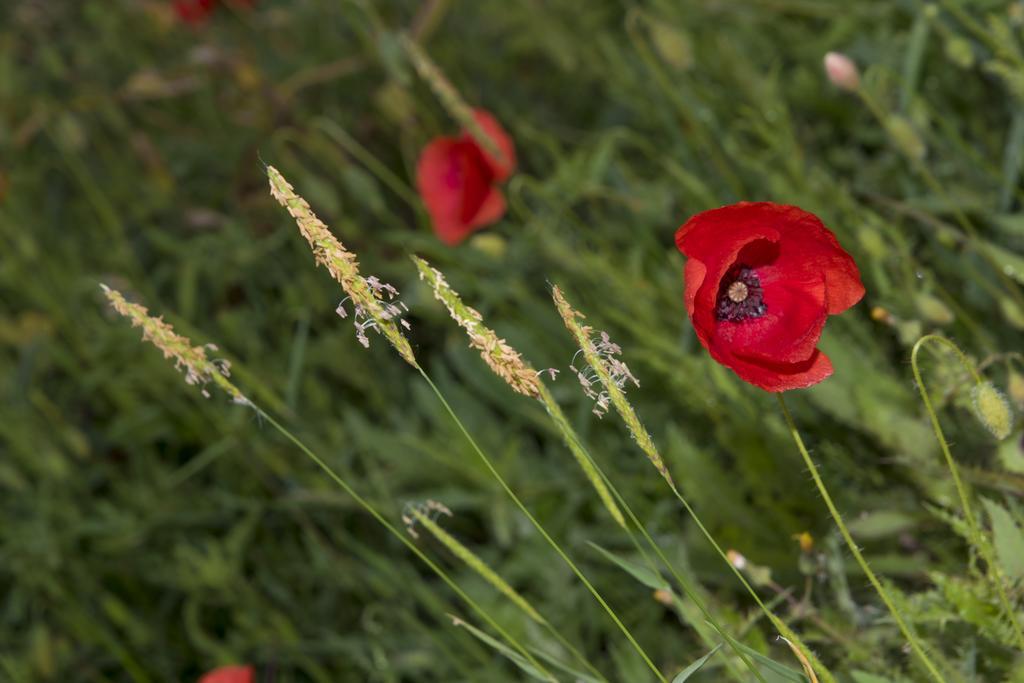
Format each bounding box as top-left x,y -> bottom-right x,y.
716,266 -> 766,322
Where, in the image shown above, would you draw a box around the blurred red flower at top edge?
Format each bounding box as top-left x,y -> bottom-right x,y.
198,665 -> 255,683
416,109 -> 516,246
174,0 -> 253,24
675,202 -> 864,392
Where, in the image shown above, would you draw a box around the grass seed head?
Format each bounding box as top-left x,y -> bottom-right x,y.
267,166 -> 416,366
413,256 -> 540,397
552,285 -> 674,487
101,284 -> 247,404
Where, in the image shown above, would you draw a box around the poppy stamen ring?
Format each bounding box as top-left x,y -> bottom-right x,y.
715,265 -> 766,323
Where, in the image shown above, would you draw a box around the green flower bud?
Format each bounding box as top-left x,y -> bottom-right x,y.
1008,370 -> 1024,410
945,36 -> 975,69
915,293 -> 954,325
887,115 -> 927,161
650,23 -> 693,72
972,382 -> 1014,440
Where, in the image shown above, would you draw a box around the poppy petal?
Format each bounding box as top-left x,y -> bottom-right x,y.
709,345 -> 834,392
715,272 -> 827,364
416,137 -> 470,244
466,109 -> 516,181
768,205 -> 865,313
467,186 -> 507,230
198,665 -> 255,683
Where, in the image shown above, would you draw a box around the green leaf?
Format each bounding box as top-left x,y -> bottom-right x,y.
900,11 -> 931,111
729,640 -> 808,683
847,510 -> 919,539
984,242 -> 1024,286
1000,111 -> 1024,211
982,499 -> 1024,580
672,644 -> 722,682
588,542 -> 669,591
447,615 -> 552,682
851,672 -> 898,683
526,645 -> 605,683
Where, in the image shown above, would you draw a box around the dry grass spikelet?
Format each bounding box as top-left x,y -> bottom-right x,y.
267,166 -> 416,366
101,284 -> 247,404
413,256 -> 539,397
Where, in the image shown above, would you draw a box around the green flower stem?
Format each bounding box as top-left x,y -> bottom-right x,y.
252,405 -> 558,682
777,394 -> 947,683
910,334 -> 1024,649
417,367 -> 668,683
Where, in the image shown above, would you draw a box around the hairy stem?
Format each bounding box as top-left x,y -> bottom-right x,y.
777,394 -> 946,683
910,334 -> 1024,649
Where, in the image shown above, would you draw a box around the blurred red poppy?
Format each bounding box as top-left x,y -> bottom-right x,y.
198,665 -> 255,683
174,0 -> 253,24
416,109 -> 516,245
675,202 -> 864,391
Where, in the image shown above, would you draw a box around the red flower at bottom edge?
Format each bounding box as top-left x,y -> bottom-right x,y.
675,202 -> 865,391
174,0 -> 253,24
416,109 -> 516,246
198,665 -> 255,683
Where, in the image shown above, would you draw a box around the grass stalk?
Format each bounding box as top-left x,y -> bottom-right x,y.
552,285 -> 836,683
100,285 -> 556,681
412,510 -> 610,682
416,366 -> 668,682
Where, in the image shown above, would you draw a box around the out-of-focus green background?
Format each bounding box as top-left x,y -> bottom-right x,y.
4,1 -> 1024,681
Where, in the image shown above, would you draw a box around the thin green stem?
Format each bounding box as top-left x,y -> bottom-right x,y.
910,335 -> 1024,649
251,406 -> 558,682
313,117 -> 425,214
417,367 -> 668,682
664,480 -> 836,683
541,398 -> 766,683
776,394 -> 947,683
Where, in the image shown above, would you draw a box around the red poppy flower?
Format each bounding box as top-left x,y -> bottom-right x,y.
198,665 -> 255,683
675,202 -> 864,391
174,0 -> 253,24
416,109 -> 516,246
174,0 -> 216,23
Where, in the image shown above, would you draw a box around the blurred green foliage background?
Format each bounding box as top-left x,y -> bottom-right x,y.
4,0 -> 1024,681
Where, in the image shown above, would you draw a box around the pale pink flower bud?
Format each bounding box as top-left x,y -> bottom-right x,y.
824,52 -> 860,92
